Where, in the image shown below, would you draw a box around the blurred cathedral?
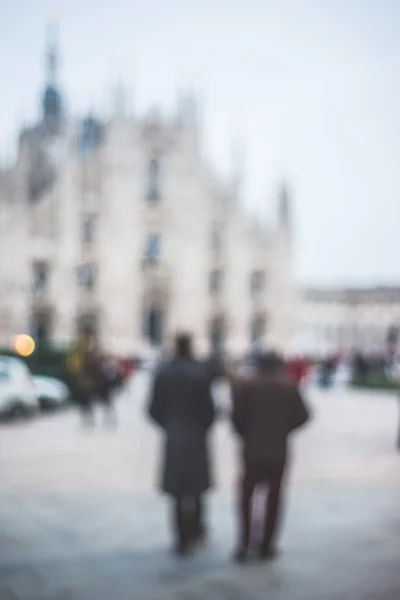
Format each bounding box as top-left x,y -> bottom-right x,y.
0,23 -> 296,356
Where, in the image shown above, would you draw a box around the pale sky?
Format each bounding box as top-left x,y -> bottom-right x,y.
0,0 -> 399,286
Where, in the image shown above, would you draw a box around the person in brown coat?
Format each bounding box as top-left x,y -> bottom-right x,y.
231,350 -> 311,562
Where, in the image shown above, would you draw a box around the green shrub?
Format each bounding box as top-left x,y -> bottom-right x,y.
351,374 -> 399,391
0,345 -> 71,385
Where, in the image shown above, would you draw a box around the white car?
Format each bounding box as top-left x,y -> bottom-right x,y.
0,355 -> 38,418
33,376 -> 71,410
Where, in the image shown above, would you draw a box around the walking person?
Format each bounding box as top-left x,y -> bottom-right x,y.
67,330 -> 109,427
231,351 -> 311,563
147,333 -> 215,555
67,330 -> 96,425
96,355 -> 120,426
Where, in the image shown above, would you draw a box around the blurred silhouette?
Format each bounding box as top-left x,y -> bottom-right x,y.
319,356 -> 337,388
67,329 -> 116,426
287,356 -> 311,386
95,354 -> 119,426
231,351 -> 311,563
147,333 -> 215,555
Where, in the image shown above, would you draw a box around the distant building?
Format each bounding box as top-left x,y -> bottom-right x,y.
297,287 -> 400,355
0,25 -> 295,356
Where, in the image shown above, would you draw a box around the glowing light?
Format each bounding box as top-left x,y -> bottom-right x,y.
12,334 -> 36,358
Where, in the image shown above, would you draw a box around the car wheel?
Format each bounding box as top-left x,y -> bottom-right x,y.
39,397 -> 55,412
9,401 -> 31,420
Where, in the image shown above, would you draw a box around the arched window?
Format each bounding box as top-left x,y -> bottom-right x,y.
146,307 -> 163,346
77,264 -> 96,292
31,309 -> 53,346
211,223 -> 223,253
210,315 -> 226,351
143,234 -> 161,262
32,262 -> 49,293
77,313 -> 98,341
209,269 -> 223,295
250,314 -> 267,344
250,270 -> 265,296
82,215 -> 96,245
147,157 -> 161,202
142,287 -> 166,347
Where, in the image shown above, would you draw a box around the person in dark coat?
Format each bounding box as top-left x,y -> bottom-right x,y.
148,333 -> 215,555
232,350 -> 311,563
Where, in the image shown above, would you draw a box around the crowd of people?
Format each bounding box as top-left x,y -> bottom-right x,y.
65,329 -> 399,562
66,329 -> 124,426
66,329 -> 311,562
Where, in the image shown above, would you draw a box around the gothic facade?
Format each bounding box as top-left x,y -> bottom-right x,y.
0,30 -> 295,357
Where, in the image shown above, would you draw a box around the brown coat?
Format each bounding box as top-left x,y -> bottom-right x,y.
232,375 -> 311,469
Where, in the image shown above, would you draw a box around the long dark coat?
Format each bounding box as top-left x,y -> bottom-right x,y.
148,357 -> 215,498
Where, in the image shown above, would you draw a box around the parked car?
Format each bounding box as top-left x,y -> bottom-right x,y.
33,376 -> 71,410
0,355 -> 38,419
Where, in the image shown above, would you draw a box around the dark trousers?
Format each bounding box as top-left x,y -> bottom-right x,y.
79,390 -> 115,426
238,462 -> 285,551
76,388 -> 95,425
172,496 -> 205,548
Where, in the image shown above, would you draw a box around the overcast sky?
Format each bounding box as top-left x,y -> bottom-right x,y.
0,0 -> 399,286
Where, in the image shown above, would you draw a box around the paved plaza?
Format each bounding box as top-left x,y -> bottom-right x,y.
0,373 -> 399,599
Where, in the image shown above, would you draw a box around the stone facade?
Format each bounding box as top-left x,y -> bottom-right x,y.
297,287 -> 400,355
0,33 -> 295,357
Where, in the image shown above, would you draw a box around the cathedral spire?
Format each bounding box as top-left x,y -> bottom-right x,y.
176,87 -> 198,129
46,13 -> 59,85
113,78 -> 128,118
231,136 -> 245,194
42,13 -> 63,134
278,180 -> 291,229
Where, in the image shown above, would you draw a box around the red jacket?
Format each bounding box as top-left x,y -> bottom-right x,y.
287,358 -> 309,385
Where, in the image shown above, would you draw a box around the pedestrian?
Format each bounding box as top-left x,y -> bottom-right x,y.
95,354 -> 119,426
67,330 -> 109,426
231,350 -> 311,563
67,330 -> 95,425
147,333 -> 216,555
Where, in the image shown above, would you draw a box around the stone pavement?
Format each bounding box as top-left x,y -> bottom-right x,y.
0,375 -> 399,599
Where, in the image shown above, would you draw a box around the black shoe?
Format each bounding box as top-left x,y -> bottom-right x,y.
233,547 -> 249,564
259,545 -> 279,561
173,542 -> 190,557
196,526 -> 207,545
